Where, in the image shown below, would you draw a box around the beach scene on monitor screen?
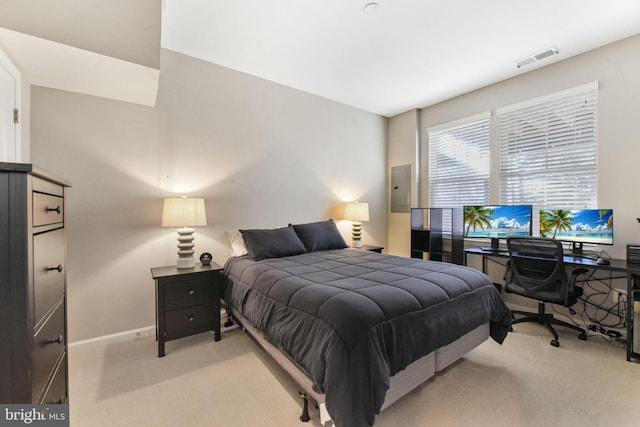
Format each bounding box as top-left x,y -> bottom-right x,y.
464,205 -> 531,238
539,209 -> 613,244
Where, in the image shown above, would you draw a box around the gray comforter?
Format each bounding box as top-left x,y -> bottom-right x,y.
223,249 -> 511,427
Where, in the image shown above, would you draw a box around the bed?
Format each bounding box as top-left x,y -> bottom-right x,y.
222,220 -> 512,427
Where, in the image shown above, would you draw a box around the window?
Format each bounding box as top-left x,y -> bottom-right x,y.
497,82 -> 598,209
427,112 -> 490,207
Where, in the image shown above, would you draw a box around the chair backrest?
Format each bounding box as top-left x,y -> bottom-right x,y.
505,237 -> 568,303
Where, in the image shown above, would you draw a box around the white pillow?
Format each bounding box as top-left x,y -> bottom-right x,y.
228,230 -> 248,257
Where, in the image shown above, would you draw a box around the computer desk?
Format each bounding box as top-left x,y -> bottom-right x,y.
464,247 -> 640,362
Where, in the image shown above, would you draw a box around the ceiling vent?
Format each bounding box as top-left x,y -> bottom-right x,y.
515,47 -> 559,69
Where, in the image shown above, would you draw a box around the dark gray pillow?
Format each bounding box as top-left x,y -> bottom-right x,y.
240,225 -> 307,260
292,219 -> 347,252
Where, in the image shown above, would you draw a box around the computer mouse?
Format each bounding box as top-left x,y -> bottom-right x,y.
596,257 -> 610,265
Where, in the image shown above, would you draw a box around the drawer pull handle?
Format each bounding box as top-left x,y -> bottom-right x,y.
49,335 -> 64,345
46,206 -> 62,214
47,264 -> 63,273
188,316 -> 195,322
188,289 -> 195,296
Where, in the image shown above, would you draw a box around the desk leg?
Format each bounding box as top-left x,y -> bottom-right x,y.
464,252 -> 488,273
628,274 -> 637,362
628,275 -> 632,362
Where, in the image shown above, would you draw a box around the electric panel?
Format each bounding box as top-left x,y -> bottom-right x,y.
391,165 -> 411,213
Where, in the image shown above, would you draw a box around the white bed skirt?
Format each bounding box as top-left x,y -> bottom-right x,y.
230,306 -> 489,426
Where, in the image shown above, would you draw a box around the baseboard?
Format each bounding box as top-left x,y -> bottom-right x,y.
69,314 -> 240,349
69,325 -> 156,349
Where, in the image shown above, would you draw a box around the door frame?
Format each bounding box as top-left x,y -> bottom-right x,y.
0,48 -> 22,163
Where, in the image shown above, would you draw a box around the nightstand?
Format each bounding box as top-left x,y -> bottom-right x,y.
360,245 -> 384,253
151,263 -> 222,357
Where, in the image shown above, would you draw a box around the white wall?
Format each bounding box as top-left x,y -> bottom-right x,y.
389,34 -> 640,262
30,49 -> 388,342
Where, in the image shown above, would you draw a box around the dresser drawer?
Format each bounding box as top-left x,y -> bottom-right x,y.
32,300 -> 65,402
33,192 -> 64,227
164,277 -> 216,309
164,304 -> 215,337
33,228 -> 66,325
40,353 -> 67,404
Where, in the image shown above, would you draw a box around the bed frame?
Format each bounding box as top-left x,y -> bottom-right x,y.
227,305 -> 489,426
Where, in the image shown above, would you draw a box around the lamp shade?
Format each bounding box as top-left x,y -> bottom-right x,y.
161,197 -> 207,227
344,202 -> 370,222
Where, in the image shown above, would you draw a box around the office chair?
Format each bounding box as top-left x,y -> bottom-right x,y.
504,236 -> 588,347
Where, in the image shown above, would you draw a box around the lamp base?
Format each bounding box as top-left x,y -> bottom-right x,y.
176,227 -> 196,269
176,257 -> 195,269
351,221 -> 363,248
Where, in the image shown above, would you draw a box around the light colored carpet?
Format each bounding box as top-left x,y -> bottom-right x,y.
69,323 -> 640,427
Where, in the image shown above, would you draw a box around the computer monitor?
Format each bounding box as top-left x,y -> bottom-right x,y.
539,208 -> 614,254
463,205 -> 533,249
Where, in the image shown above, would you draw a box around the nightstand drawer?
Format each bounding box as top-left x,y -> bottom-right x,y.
164,277 -> 216,309
32,300 -> 65,402
164,304 -> 215,336
33,228 -> 66,325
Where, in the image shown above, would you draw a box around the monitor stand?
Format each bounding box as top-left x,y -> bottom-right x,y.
481,238 -> 506,252
491,238 -> 500,250
568,241 -> 598,261
571,242 -> 583,255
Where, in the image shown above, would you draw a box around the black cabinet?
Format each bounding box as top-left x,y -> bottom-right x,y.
151,263 -> 223,357
411,207 -> 463,265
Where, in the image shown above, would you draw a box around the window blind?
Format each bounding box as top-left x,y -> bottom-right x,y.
427,112 -> 490,207
497,82 -> 598,209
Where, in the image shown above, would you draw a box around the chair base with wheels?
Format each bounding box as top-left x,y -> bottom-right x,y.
505,237 -> 589,347
510,301 -> 587,347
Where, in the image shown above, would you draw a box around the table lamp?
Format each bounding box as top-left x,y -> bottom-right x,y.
162,197 -> 207,268
344,201 -> 369,248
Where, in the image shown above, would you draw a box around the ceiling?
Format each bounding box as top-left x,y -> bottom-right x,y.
161,0 -> 640,118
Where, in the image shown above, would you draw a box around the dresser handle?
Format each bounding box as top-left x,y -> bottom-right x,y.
47,264 -> 63,273
188,289 -> 195,296
188,316 -> 195,322
46,206 -> 61,214
49,335 -> 64,345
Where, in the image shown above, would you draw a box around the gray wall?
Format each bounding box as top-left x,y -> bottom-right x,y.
30,49 -> 388,342
388,34 -> 640,262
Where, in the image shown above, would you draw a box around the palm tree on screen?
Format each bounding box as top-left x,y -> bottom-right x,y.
547,209 -> 574,238
464,206 -> 494,237
600,209 -> 613,229
539,210 -> 553,237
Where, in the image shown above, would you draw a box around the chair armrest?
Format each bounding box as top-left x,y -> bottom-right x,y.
571,268 -> 589,277
565,268 -> 589,305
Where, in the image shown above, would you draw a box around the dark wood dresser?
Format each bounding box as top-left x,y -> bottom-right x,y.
0,162 -> 71,404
